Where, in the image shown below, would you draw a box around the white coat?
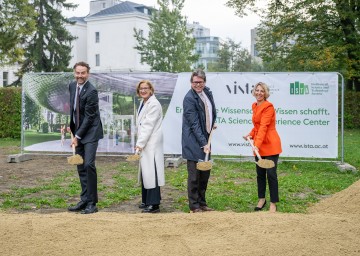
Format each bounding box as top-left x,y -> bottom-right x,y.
136,95 -> 165,189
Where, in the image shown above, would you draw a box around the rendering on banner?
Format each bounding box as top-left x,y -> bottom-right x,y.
22,72 -> 338,158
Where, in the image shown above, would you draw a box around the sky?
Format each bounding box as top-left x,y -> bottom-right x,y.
62,0 -> 260,50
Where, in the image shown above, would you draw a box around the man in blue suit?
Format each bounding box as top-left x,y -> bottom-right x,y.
182,69 -> 217,213
68,61 -> 103,214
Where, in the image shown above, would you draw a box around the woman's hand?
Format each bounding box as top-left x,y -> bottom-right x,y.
243,135 -> 251,141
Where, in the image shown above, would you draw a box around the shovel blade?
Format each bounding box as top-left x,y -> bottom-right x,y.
256,159 -> 275,169
67,154 -> 83,165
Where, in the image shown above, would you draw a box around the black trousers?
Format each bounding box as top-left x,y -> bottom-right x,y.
76,141 -> 99,204
255,154 -> 279,203
141,161 -> 161,206
187,160 -> 211,210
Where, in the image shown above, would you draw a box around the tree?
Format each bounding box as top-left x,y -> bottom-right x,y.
0,0 -> 36,64
226,0 -> 360,91
134,0 -> 198,72
16,0 -> 77,83
208,39 -> 253,72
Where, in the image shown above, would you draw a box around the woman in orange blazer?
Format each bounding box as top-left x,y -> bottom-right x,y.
243,82 -> 282,213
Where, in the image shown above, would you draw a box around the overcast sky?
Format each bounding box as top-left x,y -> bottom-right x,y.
62,0 -> 260,50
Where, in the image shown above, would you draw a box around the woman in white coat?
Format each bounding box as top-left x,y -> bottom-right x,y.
135,80 -> 165,213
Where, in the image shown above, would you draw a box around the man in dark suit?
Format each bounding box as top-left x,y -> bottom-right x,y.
182,69 -> 217,213
68,61 -> 103,214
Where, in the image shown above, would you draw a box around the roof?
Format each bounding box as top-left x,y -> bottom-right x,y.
68,17 -> 87,24
88,1 -> 153,18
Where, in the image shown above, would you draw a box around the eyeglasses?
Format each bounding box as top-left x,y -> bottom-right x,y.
192,81 -> 205,85
139,87 -> 150,91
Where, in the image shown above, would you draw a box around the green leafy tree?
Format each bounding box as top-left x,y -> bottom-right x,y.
227,0 -> 360,91
208,39 -> 253,72
0,0 -> 36,65
24,94 -> 41,131
16,0 -> 77,82
134,0 -> 198,72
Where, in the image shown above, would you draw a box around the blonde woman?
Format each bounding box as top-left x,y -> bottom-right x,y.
243,82 -> 282,213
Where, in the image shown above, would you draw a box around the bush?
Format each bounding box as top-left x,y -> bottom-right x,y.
0,87 -> 22,138
340,91 -> 360,129
41,122 -> 49,133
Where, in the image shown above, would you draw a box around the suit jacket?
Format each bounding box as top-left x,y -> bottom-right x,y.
136,95 -> 165,189
69,80 -> 103,143
182,87 -> 216,161
249,101 -> 282,156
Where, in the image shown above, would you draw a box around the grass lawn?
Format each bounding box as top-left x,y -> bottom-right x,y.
0,129 -> 359,212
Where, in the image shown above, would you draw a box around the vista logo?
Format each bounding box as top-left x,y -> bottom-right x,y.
226,81 -> 253,94
290,81 -> 309,95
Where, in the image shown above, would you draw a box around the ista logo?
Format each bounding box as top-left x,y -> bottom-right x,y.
290,81 -> 309,95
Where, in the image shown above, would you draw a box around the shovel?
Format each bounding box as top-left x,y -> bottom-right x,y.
126,149 -> 141,185
126,148 -> 140,162
197,129 -> 214,171
67,133 -> 83,165
246,137 -> 275,169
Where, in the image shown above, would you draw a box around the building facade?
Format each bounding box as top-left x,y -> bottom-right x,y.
189,22 -> 221,70
67,0 -> 153,72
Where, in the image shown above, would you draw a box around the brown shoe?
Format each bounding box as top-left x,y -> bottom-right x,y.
200,206 -> 214,211
191,208 -> 203,213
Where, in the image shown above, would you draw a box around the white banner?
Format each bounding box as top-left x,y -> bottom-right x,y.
163,72 -> 338,158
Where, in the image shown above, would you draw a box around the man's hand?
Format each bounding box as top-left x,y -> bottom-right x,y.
203,144 -> 211,154
71,136 -> 78,147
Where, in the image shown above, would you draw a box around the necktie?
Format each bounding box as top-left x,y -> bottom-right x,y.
76,86 -> 80,129
199,92 -> 211,133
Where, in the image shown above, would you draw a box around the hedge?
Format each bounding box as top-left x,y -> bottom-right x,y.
0,87 -> 22,138
341,91 -> 360,129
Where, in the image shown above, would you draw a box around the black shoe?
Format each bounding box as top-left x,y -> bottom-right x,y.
68,201 -> 87,212
254,200 -> 267,211
139,203 -> 147,209
81,204 -> 98,214
142,204 -> 160,213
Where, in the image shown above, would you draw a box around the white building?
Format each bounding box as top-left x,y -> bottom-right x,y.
250,28 -> 262,63
0,64 -> 19,87
188,22 -> 221,70
67,0 -> 153,72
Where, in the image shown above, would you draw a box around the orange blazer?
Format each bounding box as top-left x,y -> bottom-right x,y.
249,101 -> 282,156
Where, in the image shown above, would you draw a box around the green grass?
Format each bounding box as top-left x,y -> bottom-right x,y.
0,129 -> 359,213
24,130 -> 63,146
0,138 -> 21,147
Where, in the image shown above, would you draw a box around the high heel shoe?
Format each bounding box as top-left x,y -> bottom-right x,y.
254,200 -> 266,211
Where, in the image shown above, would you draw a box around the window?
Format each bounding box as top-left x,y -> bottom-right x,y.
95,54 -> 100,66
95,32 -> 100,43
102,3 -> 106,8
3,72 -> 8,87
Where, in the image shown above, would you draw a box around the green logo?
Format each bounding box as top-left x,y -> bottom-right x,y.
290,81 -> 309,95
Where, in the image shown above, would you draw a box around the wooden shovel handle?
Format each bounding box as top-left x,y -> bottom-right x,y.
70,133 -> 76,156
204,128 -> 215,153
247,137 -> 262,160
207,128 -> 214,147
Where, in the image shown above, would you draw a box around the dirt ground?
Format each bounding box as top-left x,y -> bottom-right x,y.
1,148 -> 360,256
